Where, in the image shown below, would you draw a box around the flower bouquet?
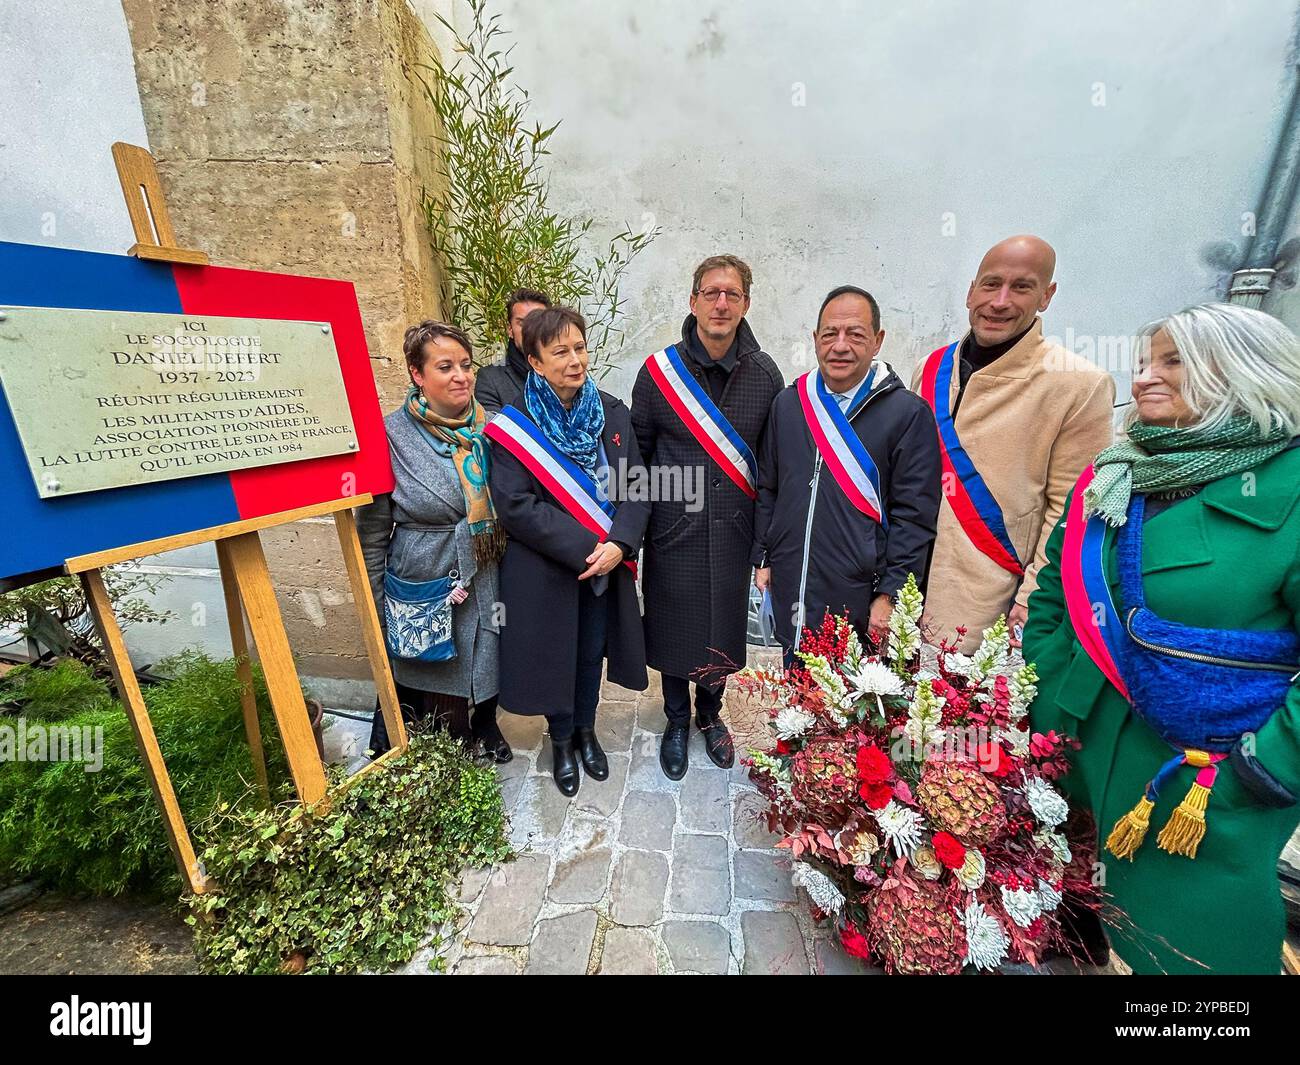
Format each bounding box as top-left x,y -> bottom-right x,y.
739,575 -> 1094,974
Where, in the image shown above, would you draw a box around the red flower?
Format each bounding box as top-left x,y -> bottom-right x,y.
931,831 -> 966,870
861,780 -> 894,810
840,921 -> 872,959
856,745 -> 893,784
775,739 -> 791,755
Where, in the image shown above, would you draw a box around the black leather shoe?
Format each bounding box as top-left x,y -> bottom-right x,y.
551,738 -> 581,797
572,727 -> 608,780
472,711 -> 513,765
660,721 -> 689,780
696,713 -> 735,769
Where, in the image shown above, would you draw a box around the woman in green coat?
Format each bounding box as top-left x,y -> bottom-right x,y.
1024,302 -> 1300,975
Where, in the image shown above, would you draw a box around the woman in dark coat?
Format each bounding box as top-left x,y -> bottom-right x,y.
487,306 -> 650,796
356,320 -> 510,762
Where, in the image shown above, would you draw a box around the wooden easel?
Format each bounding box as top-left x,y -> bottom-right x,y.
68,144 -> 408,895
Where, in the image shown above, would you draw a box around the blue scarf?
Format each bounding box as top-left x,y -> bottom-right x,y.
524,370 -> 605,479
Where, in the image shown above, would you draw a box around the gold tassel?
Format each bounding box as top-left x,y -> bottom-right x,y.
1156,781 -> 1210,858
1105,795 -> 1155,860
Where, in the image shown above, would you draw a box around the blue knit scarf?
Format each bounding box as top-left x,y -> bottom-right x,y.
524,370 -> 605,479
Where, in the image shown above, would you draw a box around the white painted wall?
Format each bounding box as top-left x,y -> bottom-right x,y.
426,0 -> 1300,399
0,0 -> 150,254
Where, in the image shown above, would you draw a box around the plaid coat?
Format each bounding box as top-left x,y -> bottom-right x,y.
630,316 -> 783,682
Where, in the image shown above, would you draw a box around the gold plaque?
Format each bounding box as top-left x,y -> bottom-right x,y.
0,307 -> 359,498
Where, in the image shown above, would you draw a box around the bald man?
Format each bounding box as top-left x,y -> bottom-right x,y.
911,236 -> 1115,651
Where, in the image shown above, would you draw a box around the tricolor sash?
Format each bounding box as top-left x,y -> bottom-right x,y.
795,370 -> 887,527
484,405 -> 636,575
1059,464 -> 1131,702
645,345 -> 757,498
919,342 -> 1023,576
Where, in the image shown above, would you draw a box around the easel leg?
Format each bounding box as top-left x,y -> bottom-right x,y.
81,569 -> 209,895
221,531 -> 329,805
333,508 -> 407,751
216,539 -> 271,802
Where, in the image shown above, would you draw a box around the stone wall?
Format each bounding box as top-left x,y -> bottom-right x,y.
121,0 -> 446,688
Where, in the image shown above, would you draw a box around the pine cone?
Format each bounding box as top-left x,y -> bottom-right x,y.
916,759 -> 1006,847
867,876 -> 964,975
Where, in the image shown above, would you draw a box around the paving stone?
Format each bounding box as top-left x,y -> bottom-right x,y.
599,700 -> 637,752
814,936 -> 885,975
499,770 -> 527,814
457,865 -> 491,903
669,833 -> 730,916
618,790 -> 677,851
627,731 -> 680,791
524,910 -> 598,975
549,846 -> 612,905
635,695 -> 667,735
467,853 -> 549,947
598,927 -> 658,975
497,711 -> 544,751
662,920 -> 732,974
573,753 -> 630,818
609,849 -> 669,926
678,766 -> 729,832
509,775 -> 572,846
735,850 -> 797,902
601,677 -> 644,702
733,788 -> 781,849
741,910 -> 809,974
455,954 -> 519,975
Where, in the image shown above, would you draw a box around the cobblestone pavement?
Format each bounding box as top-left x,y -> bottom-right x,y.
394,666 -> 892,975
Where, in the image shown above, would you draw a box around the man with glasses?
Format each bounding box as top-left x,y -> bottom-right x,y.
911,235 -> 1114,651
631,254 -> 783,780
752,285 -> 941,660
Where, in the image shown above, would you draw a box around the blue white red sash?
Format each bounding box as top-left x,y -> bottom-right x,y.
795,370 -> 887,527
645,345 -> 757,498
485,405 -> 636,575
919,342 -> 1024,576
1059,465 -> 1131,701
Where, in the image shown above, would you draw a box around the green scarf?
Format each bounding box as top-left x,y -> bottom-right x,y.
405,387 -> 505,566
1084,414 -> 1291,527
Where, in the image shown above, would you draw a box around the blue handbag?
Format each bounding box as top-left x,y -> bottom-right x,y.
383,568 -> 459,662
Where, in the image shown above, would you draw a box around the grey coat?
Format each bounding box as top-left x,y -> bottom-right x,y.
356,406 -> 500,701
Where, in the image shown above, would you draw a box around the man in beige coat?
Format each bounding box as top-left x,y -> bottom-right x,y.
911,235 -> 1115,650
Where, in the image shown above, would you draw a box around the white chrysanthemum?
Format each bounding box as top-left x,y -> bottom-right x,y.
792,862 -> 845,914
1000,884 -> 1043,928
910,843 -> 943,881
1036,878 -> 1063,913
944,651 -> 976,678
772,704 -> 815,741
953,847 -> 986,890
847,660 -> 905,699
874,800 -> 924,858
962,899 -> 1010,971
1035,829 -> 1073,866
998,726 -> 1031,758
1022,776 -> 1069,829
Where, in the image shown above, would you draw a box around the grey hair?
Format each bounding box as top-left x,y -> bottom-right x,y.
1126,303 -> 1300,436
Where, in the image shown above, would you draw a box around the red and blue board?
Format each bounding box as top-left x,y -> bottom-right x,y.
0,241 -> 394,583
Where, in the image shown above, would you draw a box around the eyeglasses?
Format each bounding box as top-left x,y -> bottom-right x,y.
696,287 -> 745,305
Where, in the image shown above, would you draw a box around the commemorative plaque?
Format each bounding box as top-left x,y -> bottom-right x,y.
0,306 -> 358,497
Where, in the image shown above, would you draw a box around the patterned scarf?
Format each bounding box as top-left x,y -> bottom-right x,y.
404,386 -> 505,565
1084,414 -> 1292,527
523,369 -> 605,479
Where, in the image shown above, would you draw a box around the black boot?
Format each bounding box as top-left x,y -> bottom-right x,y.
696,710 -> 734,769
471,708 -> 513,764
660,721 -> 689,780
572,726 -> 608,780
551,738 -> 581,797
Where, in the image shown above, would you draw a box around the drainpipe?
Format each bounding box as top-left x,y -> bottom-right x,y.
1229,54 -> 1300,308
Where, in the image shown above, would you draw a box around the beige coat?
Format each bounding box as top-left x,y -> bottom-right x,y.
909,319 -> 1115,650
